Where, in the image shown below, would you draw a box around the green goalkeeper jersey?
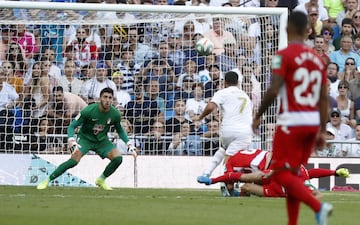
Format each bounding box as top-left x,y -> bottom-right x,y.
68,103 -> 129,143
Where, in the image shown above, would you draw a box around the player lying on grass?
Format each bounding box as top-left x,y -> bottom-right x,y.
198,165 -> 350,198
197,148 -> 272,196
37,87 -> 137,190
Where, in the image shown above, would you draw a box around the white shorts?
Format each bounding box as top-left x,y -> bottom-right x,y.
221,135 -> 251,156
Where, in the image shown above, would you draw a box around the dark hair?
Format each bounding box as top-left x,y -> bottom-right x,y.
192,82 -> 204,90
100,87 -> 114,97
342,18 -> 353,26
208,64 -> 220,71
338,80 -> 349,89
328,62 -> 339,72
53,86 -> 64,93
224,71 -> 238,85
288,11 -> 308,36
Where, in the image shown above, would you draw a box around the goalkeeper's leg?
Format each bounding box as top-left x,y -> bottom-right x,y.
37,157 -> 79,190
96,148 -> 123,190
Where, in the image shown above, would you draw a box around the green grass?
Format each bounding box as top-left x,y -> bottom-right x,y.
0,186 -> 359,225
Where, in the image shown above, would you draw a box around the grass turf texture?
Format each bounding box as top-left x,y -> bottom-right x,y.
1,186 -> 358,225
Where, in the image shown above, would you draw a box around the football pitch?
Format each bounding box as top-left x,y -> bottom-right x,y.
1,186 -> 359,225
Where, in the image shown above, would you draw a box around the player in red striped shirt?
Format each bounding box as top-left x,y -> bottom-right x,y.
252,11 -> 331,225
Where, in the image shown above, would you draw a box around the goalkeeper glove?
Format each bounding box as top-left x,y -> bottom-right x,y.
127,142 -> 137,158
336,168 -> 350,178
68,137 -> 80,153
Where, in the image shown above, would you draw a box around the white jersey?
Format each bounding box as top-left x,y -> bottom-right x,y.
211,86 -> 253,152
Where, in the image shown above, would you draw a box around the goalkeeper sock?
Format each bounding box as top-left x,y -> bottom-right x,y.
102,156 -> 123,178
204,147 -> 225,176
49,158 -> 78,181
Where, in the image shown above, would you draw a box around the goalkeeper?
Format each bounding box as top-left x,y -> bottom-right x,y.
37,87 -> 137,190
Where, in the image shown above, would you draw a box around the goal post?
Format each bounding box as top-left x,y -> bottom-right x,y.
0,2 -> 288,158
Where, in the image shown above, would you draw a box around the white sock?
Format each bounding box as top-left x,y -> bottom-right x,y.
204,147 -> 225,176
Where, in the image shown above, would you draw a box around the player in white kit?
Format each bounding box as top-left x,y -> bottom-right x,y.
193,71 -> 253,181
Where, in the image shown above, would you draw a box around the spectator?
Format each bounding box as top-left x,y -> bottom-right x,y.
198,53 -> 216,85
349,68 -> 360,100
327,62 -> 340,99
2,61 -> 24,95
104,33 -> 124,74
127,26 -> 154,66
329,35 -> 360,72
352,10 -> 360,34
321,26 -> 335,54
324,0 -> 344,22
67,26 -> 98,68
12,24 -> 38,60
80,62 -> 117,104
216,39 -> 238,73
174,75 -> 195,101
314,126 -> 337,157
183,33 -> 206,72
354,96 -> 360,123
327,78 -> 338,110
238,63 -> 261,98
151,41 -> 181,75
165,99 -> 190,134
125,84 -> 161,135
294,0 -> 329,24
47,86 -> 87,134
201,119 -> 220,156
116,46 -> 141,94
307,7 -> 323,36
6,42 -> 28,78
0,66 -> 19,112
336,0 -> 358,26
0,67 -> 19,151
141,58 -> 177,102
177,60 -> 199,88
36,22 -> 66,66
204,64 -> 222,99
326,107 -> 354,140
142,121 -> 169,155
0,25 -> 15,61
238,34 -> 261,65
30,117 -> 62,154
340,124 -> 360,157
167,33 -> 185,69
336,80 -> 356,128
112,71 -> 131,109
185,82 -> 207,122
352,32 -> 360,54
167,121 -> 202,156
42,47 -> 62,80
313,35 -> 330,65
179,21 -> 196,49
204,17 -> 236,55
57,60 -> 83,95
332,18 -> 355,50
114,118 -> 142,156
145,79 -> 166,114
338,57 -> 357,81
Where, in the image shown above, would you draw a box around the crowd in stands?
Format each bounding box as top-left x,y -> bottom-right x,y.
0,0 -> 360,157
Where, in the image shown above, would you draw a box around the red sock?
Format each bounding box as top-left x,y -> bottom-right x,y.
273,171 -> 321,225
211,172 -> 243,184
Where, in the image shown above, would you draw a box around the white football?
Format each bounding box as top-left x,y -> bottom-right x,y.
195,37 -> 214,56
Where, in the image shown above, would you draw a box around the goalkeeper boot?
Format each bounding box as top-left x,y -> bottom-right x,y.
95,177 -> 113,191
336,168 -> 350,178
197,175 -> 212,185
37,177 -> 50,190
316,202 -> 333,225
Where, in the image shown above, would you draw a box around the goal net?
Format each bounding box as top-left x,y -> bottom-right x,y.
0,2 -> 287,157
